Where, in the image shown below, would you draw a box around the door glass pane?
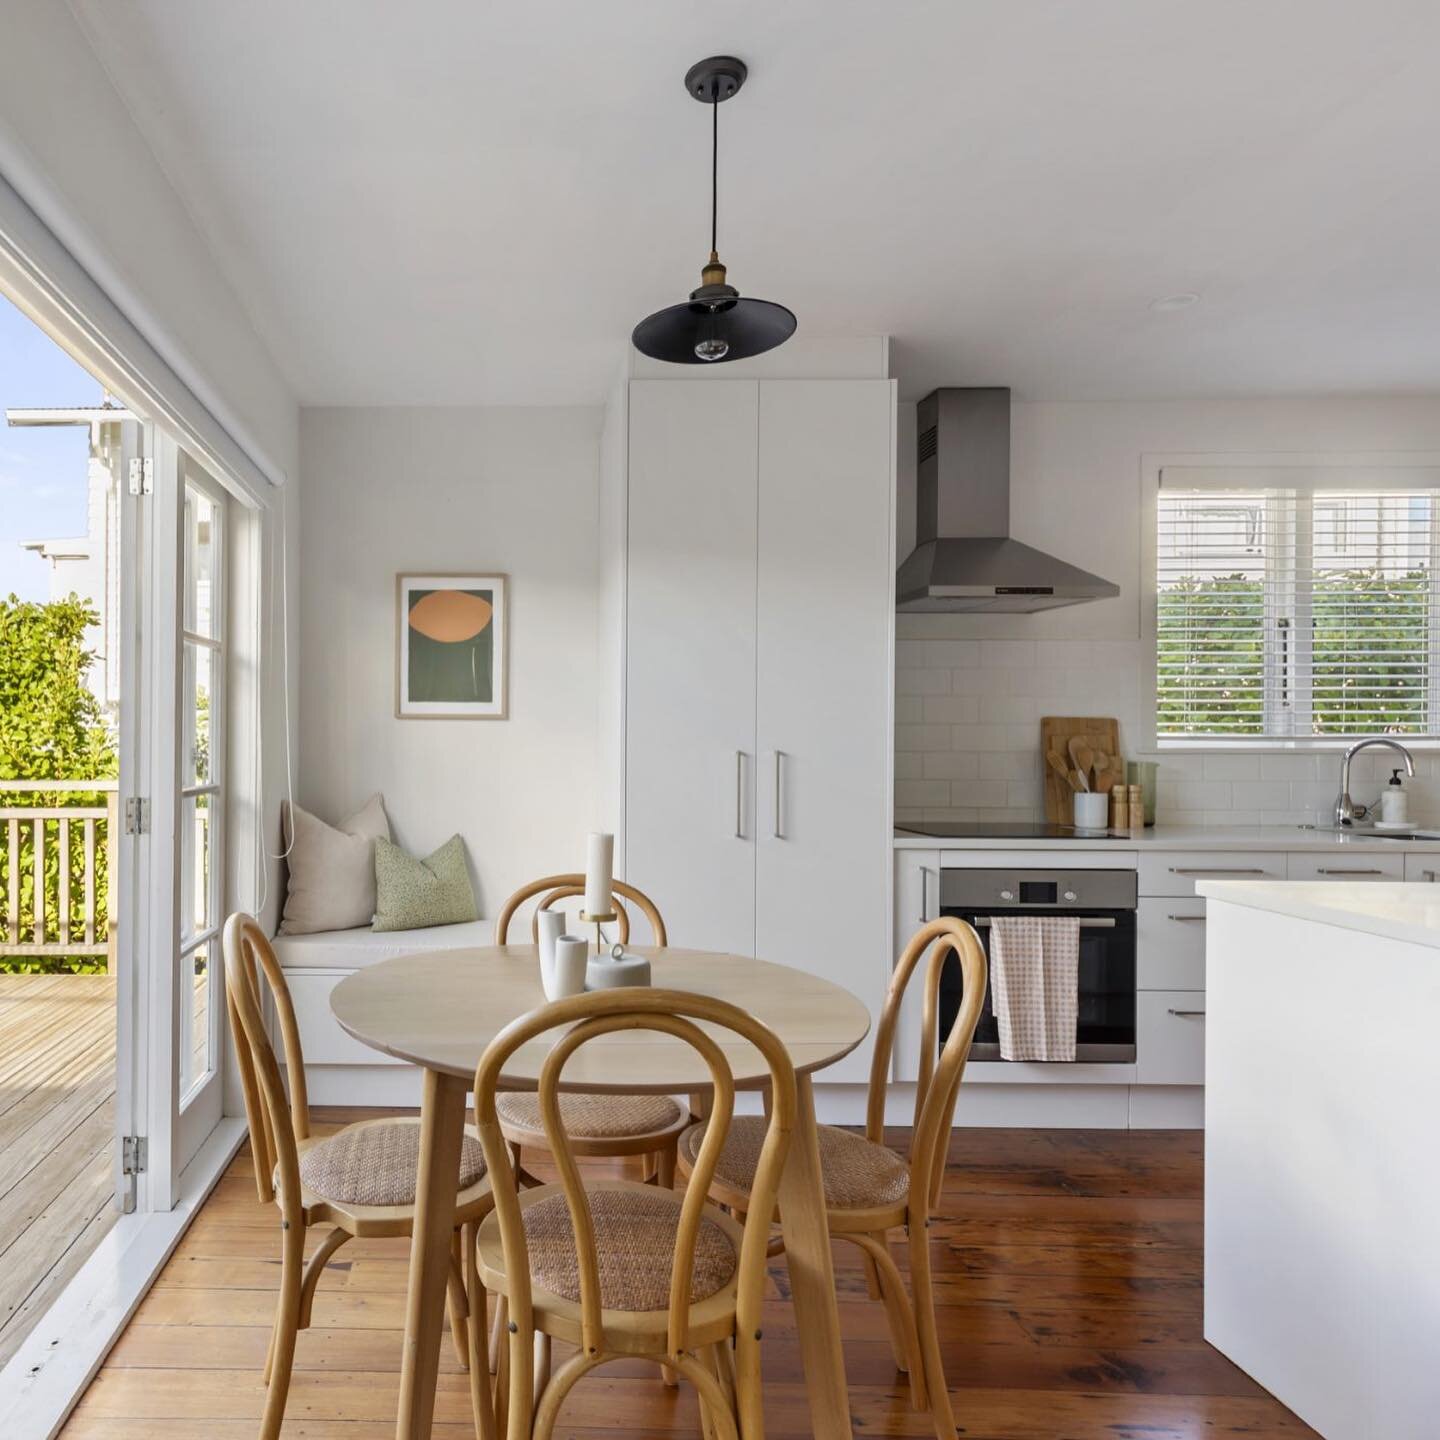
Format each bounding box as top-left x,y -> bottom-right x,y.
181,939 -> 212,1093
179,792 -> 211,943
183,641 -> 212,786
184,487 -> 218,638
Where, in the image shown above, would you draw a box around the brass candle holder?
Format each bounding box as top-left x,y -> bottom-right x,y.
578,909 -> 618,956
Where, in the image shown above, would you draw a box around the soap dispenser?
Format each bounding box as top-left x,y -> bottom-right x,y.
1381,768 -> 1409,827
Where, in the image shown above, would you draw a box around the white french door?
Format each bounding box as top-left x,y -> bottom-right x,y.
117,426 -> 230,1209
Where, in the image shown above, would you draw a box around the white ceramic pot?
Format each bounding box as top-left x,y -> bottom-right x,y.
548,936 -> 590,1000
586,945 -> 653,990
1073,791 -> 1109,832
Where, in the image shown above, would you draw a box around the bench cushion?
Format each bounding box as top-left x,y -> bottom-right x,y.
272,918 -> 494,970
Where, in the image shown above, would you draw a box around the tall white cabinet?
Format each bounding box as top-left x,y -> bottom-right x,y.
619,377 -> 896,1083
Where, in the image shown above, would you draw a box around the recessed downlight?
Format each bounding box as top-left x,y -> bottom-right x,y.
1150,292 -> 1201,312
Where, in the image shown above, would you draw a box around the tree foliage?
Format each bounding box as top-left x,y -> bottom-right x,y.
1158,569 -> 1430,737
0,595 -> 117,973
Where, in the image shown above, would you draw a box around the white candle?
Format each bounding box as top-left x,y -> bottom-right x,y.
584,832 -> 614,916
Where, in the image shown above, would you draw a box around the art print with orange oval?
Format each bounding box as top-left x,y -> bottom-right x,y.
398,574 -> 507,717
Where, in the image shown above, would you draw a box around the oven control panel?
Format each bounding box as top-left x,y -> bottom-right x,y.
940,868 -> 1137,911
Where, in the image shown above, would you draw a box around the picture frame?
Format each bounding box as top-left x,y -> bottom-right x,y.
395,572 -> 509,719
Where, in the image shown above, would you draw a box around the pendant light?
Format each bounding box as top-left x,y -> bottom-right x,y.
631,56 -> 797,365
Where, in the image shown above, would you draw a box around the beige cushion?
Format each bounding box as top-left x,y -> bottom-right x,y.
681,1116 -> 910,1211
280,795 -> 390,935
299,1119 -> 486,1207
512,1186 -> 735,1310
496,1091 -> 684,1140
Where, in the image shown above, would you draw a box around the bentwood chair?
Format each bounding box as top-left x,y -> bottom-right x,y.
676,916 -> 988,1439
494,876 -> 688,1184
222,913 -> 497,1440
472,988 -> 796,1439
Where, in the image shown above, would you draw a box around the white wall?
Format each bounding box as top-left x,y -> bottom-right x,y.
299,407 -> 603,916
895,396 -> 1440,828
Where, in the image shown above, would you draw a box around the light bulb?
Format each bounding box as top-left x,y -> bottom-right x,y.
695,335 -> 729,362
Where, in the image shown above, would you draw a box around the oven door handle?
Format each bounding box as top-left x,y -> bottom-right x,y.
970,916 -> 1117,929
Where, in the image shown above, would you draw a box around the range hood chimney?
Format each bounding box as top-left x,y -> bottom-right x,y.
896,387 -> 1119,613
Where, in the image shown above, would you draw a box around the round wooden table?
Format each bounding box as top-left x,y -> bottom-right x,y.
331,944 -> 871,1440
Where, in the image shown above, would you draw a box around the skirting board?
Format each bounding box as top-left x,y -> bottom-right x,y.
298,1066 -> 1204,1129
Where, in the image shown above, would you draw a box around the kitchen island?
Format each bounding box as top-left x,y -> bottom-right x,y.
1198,880 -> 1440,1440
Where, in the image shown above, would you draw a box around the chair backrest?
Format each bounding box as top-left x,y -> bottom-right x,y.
473,989 -> 794,1372
495,873 -> 668,947
222,912 -> 312,1214
865,917 -> 988,1217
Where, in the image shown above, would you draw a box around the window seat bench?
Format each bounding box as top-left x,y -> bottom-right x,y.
271,919 -> 494,1105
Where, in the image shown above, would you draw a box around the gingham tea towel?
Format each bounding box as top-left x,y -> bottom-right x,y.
987,915 -> 1079,1061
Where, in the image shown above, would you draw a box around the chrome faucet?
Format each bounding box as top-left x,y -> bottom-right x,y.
1334,738 -> 1415,827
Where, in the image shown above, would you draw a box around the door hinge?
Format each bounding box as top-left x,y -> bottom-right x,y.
120,1134 -> 147,1214
124,796 -> 148,834
127,456 -> 153,495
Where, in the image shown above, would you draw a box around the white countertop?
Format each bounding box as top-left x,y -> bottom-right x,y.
1197,879 -> 1440,949
893,824 -> 1440,853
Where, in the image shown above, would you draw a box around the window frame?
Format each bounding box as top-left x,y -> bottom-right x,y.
1141,451 -> 1440,752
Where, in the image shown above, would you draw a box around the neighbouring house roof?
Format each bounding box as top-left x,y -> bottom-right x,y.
19,538 -> 93,561
5,404 -> 135,427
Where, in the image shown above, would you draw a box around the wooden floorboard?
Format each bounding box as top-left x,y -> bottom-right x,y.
0,973 -> 119,1369
57,1116 -> 1320,1439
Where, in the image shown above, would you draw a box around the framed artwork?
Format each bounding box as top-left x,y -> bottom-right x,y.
396,573 -> 508,719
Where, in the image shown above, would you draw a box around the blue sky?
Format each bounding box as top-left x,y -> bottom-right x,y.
0,293 -> 103,602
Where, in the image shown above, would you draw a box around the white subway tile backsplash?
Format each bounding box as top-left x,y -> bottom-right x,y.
894,696 -> 923,725
896,724 -> 952,752
1203,754 -> 1260,781
1259,755 -> 1322,782
1171,780 -> 1233,810
922,751 -> 980,780
922,640 -> 980,668
1007,779 -> 1042,809
896,668 -> 952,697
964,780 -> 1011,808
950,723 -> 1021,752
1034,640 -> 1092,670
922,694 -> 981,724
894,753 -> 923,781
977,695 -> 1037,725
978,640 -> 1037,669
895,780 -> 953,809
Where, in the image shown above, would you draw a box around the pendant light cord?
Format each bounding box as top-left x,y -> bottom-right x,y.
710,97 -> 718,256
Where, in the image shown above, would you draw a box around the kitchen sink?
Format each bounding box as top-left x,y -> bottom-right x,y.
1295,824 -> 1440,841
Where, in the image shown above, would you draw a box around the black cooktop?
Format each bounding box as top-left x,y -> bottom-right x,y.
895,821 -> 1129,840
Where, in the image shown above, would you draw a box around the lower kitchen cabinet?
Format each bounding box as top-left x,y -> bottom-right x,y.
1137,898 -> 1207,989
1286,852 -> 1404,882
1136,991 -> 1207,1085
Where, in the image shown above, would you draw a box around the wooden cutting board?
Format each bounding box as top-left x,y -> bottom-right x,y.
1040,716 -> 1122,823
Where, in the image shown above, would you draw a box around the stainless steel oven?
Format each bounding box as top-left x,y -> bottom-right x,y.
938,867 -> 1138,1062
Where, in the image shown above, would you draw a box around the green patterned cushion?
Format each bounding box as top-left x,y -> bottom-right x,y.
372,834 -> 479,932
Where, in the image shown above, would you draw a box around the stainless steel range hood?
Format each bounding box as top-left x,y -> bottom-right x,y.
897,387 -> 1119,613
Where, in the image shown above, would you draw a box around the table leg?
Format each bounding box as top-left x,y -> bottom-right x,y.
396,1067 -> 468,1439
776,1073 -> 853,1439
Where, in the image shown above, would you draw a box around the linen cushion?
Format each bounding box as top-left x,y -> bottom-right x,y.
496,1091 -> 684,1139
298,1119 -> 487,1207
514,1186 -> 735,1310
279,795 -> 390,935
373,834 -> 479,932
681,1116 -> 910,1211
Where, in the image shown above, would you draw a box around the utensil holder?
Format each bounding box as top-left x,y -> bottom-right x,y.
1073,791 -> 1109,831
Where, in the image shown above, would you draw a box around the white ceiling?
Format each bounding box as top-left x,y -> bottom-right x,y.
68,0 -> 1440,406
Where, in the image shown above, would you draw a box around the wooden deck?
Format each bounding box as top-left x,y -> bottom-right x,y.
0,973 -> 118,1370
59,1120 -> 1318,1439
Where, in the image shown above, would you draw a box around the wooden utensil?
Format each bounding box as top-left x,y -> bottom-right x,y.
1092,749 -> 1115,792
1046,749 -> 1077,790
1069,737 -> 1094,789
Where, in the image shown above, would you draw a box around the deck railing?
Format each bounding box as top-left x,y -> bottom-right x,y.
0,780 -> 119,972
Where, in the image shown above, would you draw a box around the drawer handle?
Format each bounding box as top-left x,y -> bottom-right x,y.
1169,867 -> 1268,876
1167,1008 -> 1206,1018
1166,913 -> 1207,923
1313,867 -> 1385,876
1423,870 -> 1438,883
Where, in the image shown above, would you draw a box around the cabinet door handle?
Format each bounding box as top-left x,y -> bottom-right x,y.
773,750 -> 785,840
1167,1008 -> 1206,1018
1314,867 -> 1385,876
734,751 -> 745,839
1169,867 -> 1268,877
919,866 -> 932,923
1166,913 -> 1207,923
1423,870 -> 1438,883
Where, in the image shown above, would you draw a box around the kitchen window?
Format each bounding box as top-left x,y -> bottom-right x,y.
1154,465 -> 1440,744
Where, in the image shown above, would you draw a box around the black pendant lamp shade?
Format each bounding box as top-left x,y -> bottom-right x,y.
631,57 -> 796,365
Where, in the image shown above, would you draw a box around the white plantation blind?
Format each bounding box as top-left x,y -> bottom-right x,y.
1157,468 -> 1440,741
